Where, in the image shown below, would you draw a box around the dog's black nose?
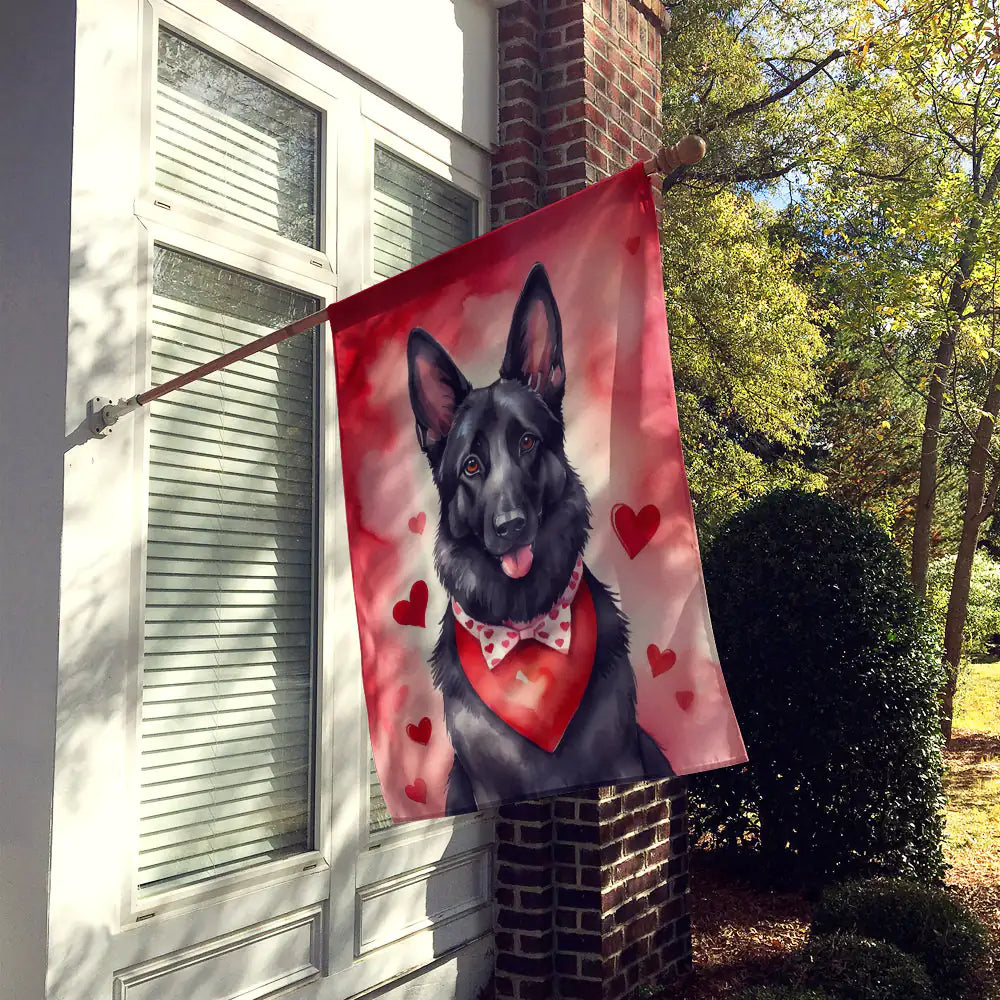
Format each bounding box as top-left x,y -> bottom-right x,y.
494,509 -> 527,539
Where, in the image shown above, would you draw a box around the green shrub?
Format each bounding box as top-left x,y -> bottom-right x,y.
692,489 -> 946,885
812,878 -> 988,995
795,933 -> 935,1000
738,989 -> 833,1000
927,551 -> 1000,658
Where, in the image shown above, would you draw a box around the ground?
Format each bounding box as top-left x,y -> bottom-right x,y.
674,660 -> 1000,999
943,660 -> 1000,999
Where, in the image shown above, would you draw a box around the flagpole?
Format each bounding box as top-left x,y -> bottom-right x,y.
87,306 -> 331,437
87,137 -> 706,439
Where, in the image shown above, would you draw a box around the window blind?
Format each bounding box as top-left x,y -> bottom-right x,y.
368,147 -> 478,833
139,248 -> 318,892
156,28 -> 320,249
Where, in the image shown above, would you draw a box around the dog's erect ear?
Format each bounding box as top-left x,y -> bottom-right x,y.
500,263 -> 565,414
407,328 -> 472,453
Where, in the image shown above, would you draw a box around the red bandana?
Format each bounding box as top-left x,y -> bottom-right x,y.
454,578 -> 597,752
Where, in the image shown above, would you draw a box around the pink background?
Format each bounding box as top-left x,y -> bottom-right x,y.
331,164 -> 746,822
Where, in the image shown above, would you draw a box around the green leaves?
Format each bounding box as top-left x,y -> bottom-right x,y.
664,183 -> 826,538
693,490 -> 946,886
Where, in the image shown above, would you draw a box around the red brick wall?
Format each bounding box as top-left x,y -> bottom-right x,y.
494,783 -> 690,1000
550,784 -> 691,997
492,0 -> 666,226
490,5 -> 691,998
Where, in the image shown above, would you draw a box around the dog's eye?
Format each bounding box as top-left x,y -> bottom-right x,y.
519,433 -> 537,454
463,456 -> 481,476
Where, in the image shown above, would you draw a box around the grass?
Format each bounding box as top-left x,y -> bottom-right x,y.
942,659 -> 1000,1000
953,659 -> 1000,736
673,660 -> 1000,1000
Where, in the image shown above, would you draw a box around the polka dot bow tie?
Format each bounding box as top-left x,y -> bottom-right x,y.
452,556 -> 584,670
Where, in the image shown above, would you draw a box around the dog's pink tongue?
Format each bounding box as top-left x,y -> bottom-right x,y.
500,545 -> 534,579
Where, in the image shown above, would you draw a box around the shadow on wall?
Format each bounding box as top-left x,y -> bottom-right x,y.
51,1 -> 500,993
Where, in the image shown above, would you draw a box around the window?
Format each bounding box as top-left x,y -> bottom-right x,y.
155,28 -> 320,248
372,146 -> 477,280
367,146 -> 478,834
58,0 -> 497,992
138,27 -> 323,895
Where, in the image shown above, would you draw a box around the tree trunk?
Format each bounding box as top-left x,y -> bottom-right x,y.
911,329 -> 956,599
941,378 -> 1000,742
909,162 -> 1000,598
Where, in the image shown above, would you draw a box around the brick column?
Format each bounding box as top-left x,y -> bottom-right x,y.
496,800 -> 556,999
491,3 -> 692,998
493,1 -> 545,227
551,783 -> 691,998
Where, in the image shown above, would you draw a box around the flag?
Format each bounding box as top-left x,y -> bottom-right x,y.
330,163 -> 746,822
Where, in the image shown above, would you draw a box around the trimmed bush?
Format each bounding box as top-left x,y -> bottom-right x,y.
813,878 -> 988,995
692,489 -> 946,885
796,933 -> 935,1000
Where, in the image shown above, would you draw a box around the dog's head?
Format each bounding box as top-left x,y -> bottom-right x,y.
407,263 -> 590,623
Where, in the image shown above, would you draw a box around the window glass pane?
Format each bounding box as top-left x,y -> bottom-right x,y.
156,28 -> 320,248
369,149 -> 478,834
372,146 -> 477,280
139,246 -> 318,893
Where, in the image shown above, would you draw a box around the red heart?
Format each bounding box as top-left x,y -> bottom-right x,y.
675,690 -> 695,712
647,644 -> 676,677
408,511 -> 426,535
485,643 -> 495,653
625,235 -> 641,255
393,580 -> 428,628
611,503 -> 660,559
406,717 -> 432,745
560,621 -> 570,631
404,778 -> 427,803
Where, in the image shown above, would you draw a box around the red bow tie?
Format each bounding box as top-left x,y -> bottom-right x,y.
452,556 -> 584,669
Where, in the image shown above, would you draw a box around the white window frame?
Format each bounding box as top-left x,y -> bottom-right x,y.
359,114 -> 490,851
123,0 -> 341,927
325,83 -> 498,995
78,0 -> 499,992
122,222 -> 337,924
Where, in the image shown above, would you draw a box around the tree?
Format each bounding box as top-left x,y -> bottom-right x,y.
659,0 -> 853,537
661,0 -> 854,194
786,0 -> 1000,737
662,189 -> 826,537
861,0 -> 1000,737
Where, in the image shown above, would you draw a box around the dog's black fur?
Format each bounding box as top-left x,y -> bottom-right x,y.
407,263 -> 672,814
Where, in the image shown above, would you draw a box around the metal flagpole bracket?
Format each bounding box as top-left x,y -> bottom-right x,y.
85,305 -> 331,442
87,395 -> 141,438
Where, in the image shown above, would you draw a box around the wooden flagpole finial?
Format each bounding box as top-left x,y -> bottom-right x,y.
643,135 -> 707,176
